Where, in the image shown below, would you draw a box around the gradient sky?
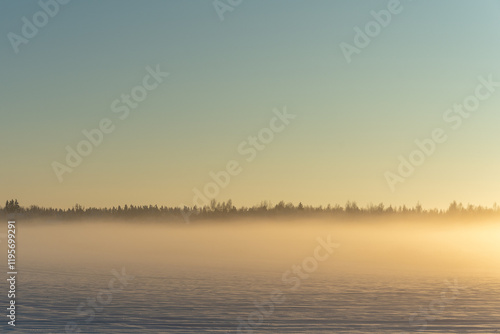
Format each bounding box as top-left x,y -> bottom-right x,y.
1,0 -> 500,209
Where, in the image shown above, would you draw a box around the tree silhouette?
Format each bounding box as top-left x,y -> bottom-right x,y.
1,198 -> 499,222
4,199 -> 21,214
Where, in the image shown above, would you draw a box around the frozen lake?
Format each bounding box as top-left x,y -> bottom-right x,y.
2,219 -> 500,333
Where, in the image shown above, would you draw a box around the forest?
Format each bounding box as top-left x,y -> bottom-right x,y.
2,199 -> 499,222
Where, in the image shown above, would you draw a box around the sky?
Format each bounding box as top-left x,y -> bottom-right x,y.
1,0 -> 500,209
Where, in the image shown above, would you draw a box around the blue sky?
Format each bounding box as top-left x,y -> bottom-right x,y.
1,0 -> 500,209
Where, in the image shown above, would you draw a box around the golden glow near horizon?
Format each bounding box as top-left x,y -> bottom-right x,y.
2,1 -> 500,209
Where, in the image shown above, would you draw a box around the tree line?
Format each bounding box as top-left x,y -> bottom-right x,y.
1,199 -> 499,221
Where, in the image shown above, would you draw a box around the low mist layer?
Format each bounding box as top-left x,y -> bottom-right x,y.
12,218 -> 500,277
